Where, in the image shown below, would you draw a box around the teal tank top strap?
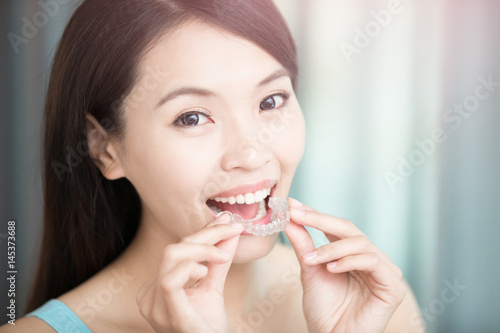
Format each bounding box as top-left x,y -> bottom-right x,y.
26,299 -> 92,333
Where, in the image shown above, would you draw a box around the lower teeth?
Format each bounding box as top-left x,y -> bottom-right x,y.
246,200 -> 267,222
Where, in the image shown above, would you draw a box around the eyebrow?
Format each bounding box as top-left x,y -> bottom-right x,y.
156,68 -> 290,109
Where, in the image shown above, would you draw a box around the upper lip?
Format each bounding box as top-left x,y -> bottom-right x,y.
207,179 -> 277,200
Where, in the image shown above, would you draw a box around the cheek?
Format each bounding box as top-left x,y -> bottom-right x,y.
122,125 -> 219,220
163,142 -> 219,199
271,106 -> 306,172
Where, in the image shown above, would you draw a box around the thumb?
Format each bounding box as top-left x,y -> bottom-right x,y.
284,220 -> 321,275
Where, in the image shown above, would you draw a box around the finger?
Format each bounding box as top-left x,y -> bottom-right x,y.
162,261 -> 209,291
288,197 -> 313,210
288,198 -> 363,240
159,261 -> 208,320
301,234 -> 403,279
301,235 -> 372,265
182,214 -> 244,245
205,211 -> 231,227
288,198 -> 403,279
137,261 -> 207,327
160,243 -> 231,274
187,226 -> 243,292
325,252 -> 397,287
196,233 -> 241,292
284,221 -> 316,257
284,221 -> 324,276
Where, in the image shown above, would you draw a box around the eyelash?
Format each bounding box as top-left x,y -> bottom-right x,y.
173,90 -> 291,128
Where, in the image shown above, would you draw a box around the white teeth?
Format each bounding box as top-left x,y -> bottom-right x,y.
210,187 -> 272,205
244,193 -> 256,204
236,194 -> 245,204
254,190 -> 264,202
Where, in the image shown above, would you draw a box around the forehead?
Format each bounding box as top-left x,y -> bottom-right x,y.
137,19 -> 285,89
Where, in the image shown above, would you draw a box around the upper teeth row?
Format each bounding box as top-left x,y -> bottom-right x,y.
213,188 -> 271,205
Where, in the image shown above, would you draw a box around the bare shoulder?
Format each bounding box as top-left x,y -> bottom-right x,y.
0,316 -> 55,333
56,278 -> 126,332
55,266 -> 147,332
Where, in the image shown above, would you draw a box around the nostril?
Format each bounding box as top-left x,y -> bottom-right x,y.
220,140 -> 273,172
221,157 -> 239,171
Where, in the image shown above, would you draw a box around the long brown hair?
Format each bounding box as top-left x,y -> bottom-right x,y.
25,0 -> 297,313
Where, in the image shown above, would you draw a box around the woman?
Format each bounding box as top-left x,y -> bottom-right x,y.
2,0 -> 424,332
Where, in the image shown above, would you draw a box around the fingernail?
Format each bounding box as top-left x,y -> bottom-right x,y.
288,197 -> 303,208
216,212 -> 230,222
302,251 -> 317,261
290,207 -> 305,216
327,261 -> 338,269
231,223 -> 244,229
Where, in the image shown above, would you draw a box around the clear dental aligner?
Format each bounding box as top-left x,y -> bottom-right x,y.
216,197 -> 290,236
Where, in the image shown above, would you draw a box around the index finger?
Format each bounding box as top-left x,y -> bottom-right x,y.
288,198 -> 363,239
181,213 -> 244,245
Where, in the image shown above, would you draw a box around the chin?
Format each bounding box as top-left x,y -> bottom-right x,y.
231,232 -> 281,263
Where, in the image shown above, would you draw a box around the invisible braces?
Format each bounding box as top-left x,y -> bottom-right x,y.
216,197 -> 290,236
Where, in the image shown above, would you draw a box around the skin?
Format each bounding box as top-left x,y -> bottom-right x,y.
1,19 -> 425,333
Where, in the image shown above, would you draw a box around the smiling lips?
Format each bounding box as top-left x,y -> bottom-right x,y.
206,180 -> 276,221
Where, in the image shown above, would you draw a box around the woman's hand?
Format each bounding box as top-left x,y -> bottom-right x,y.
284,198 -> 406,333
136,213 -> 243,333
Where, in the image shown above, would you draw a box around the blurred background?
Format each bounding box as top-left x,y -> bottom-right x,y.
1,0 -> 499,332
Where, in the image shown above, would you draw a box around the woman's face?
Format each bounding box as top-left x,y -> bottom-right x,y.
117,20 -> 305,262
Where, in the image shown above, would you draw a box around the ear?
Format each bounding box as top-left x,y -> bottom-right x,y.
86,114 -> 126,180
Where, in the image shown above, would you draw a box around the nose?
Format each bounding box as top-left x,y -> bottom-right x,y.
220,119 -> 273,172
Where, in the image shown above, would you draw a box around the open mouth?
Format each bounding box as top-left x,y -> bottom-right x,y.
206,184 -> 276,224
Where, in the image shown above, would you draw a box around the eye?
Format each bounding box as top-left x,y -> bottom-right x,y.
174,111 -> 212,127
260,92 -> 289,111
